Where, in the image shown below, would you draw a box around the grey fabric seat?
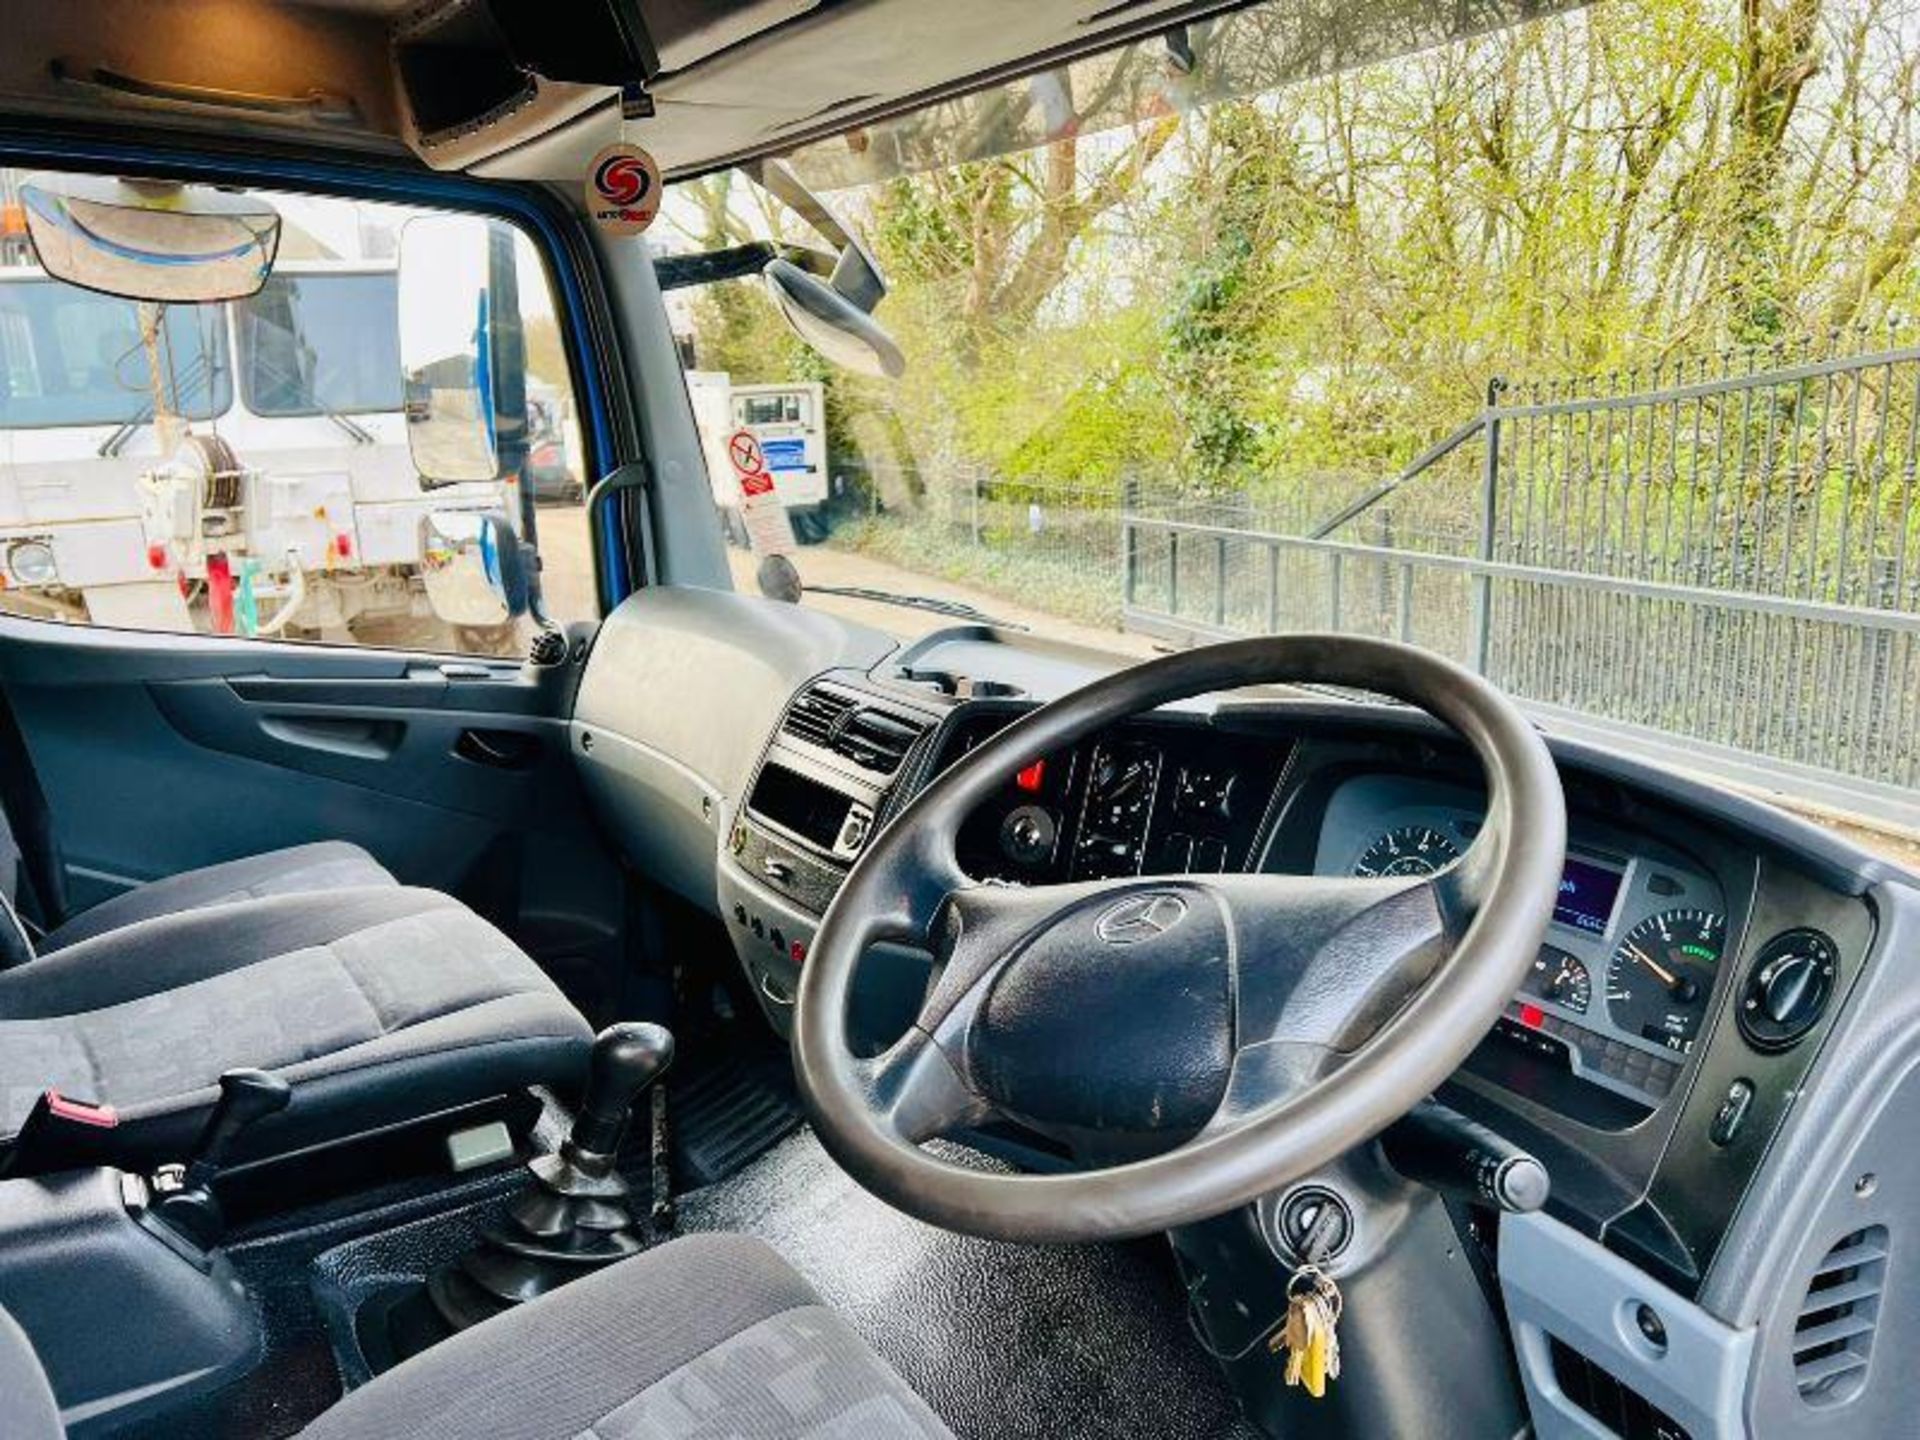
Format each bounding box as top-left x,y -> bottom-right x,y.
36,840 -> 396,953
0,1233 -> 954,1439
305,1233 -> 953,1439
0,885 -> 593,1168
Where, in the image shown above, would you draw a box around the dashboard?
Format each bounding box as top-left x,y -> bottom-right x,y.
570,593 -> 1909,1319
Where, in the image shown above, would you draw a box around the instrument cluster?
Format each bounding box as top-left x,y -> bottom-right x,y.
1308,775 -> 1733,1110
941,716 -> 1288,886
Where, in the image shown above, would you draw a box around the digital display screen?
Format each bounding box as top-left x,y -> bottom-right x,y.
1553,856 -> 1624,935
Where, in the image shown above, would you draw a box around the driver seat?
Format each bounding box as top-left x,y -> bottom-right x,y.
2,1233 -> 955,1438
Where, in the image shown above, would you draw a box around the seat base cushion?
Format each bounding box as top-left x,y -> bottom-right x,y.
0,886 -> 591,1167
304,1233 -> 953,1440
41,841 -> 396,953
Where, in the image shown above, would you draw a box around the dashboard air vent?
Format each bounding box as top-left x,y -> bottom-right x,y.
832,709 -> 926,774
781,686 -> 857,748
1793,1225 -> 1887,1405
780,686 -> 928,775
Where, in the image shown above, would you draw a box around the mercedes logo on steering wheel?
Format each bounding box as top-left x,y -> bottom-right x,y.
1095,891 -> 1190,945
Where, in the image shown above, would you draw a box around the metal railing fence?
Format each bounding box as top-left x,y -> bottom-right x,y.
827,345 -> 1920,822
1117,348 -> 1920,822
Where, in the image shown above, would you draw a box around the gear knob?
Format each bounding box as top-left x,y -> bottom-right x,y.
568,1023 -> 674,1157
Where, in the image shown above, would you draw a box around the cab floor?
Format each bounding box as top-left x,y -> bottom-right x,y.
675,1129 -> 1261,1440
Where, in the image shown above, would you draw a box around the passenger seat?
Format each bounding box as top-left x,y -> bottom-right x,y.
34,841 -> 394,953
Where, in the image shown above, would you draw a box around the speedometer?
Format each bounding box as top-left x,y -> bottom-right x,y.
1605,909 -> 1724,1053
1353,825 -> 1459,877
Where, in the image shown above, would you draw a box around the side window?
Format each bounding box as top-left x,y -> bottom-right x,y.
0,170 -> 590,655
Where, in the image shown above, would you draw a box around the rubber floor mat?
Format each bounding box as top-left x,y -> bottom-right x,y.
669,1050 -> 805,1190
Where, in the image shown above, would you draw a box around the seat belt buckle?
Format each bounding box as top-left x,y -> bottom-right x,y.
0,1088 -> 123,1178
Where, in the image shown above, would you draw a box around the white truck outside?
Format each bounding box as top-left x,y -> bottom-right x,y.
0,261 -> 513,639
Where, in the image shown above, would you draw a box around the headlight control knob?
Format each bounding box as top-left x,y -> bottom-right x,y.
1738,928 -> 1839,1053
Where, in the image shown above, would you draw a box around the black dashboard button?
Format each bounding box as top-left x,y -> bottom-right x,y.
1709,1078 -> 1755,1146
1737,929 -> 1839,1053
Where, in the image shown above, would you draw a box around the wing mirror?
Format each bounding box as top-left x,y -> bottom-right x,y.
19,173 -> 280,302
419,510 -> 528,628
397,213 -> 522,485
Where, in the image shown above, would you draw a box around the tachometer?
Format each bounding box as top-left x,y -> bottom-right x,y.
1353,825 -> 1460,877
1605,909 -> 1724,1053
1524,944 -> 1591,1014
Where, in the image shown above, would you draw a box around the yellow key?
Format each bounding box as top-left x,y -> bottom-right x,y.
1276,1266 -> 1344,1399
1300,1299 -> 1330,1397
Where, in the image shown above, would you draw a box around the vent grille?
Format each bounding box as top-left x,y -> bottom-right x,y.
833,709 -> 925,774
779,687 -> 927,775
1794,1225 -> 1887,1405
1548,1338 -> 1691,1440
781,687 -> 857,748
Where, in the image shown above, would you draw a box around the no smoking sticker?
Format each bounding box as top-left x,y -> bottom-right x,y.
726,430 -> 766,477
585,142 -> 662,236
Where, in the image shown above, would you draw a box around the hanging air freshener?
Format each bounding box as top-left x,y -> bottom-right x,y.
585,143 -> 661,235
586,83 -> 663,237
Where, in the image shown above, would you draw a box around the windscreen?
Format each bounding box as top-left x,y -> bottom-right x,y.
661,0 -> 1920,846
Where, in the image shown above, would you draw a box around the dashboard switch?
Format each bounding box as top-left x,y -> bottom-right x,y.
1709,1078 -> 1755,1147
1738,929 -> 1839,1053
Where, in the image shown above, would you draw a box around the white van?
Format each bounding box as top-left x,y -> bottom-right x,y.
0,261 -> 512,638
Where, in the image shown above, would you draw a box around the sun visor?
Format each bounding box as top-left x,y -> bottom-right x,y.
392,0 -> 819,171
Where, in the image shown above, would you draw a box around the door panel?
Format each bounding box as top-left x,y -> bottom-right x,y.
0,616 -> 623,1006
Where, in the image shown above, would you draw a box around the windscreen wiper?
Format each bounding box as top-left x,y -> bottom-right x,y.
802,584 -> 1025,630
99,351 -> 219,457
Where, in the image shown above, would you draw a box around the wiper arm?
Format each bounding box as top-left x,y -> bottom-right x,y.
322,409 -> 376,445
803,584 -> 1025,630
99,351 -> 217,457
248,350 -> 376,445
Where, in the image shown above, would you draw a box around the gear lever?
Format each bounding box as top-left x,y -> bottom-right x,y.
151,1068 -> 291,1250
562,1021 -> 675,1160
428,1023 -> 673,1332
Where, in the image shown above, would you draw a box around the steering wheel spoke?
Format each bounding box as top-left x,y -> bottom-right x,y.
1218,871 -> 1456,1055
855,1028 -> 989,1145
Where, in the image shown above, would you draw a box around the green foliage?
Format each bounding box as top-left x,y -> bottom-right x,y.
686,0 -> 1920,529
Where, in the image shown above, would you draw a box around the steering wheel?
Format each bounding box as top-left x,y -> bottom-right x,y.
793,636 -> 1565,1242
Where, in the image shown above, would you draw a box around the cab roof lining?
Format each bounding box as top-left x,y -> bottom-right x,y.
0,0 -> 1583,185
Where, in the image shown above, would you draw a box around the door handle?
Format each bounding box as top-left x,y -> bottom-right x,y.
455,728 -> 541,770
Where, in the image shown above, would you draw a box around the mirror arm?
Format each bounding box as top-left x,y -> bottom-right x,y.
742,159 -> 887,312
655,242 -> 777,290
656,241 -> 841,292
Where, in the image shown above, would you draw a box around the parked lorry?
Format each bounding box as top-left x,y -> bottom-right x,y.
0,260 -> 516,639
686,370 -> 828,539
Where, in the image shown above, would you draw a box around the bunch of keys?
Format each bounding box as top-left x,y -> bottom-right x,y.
1268,1198 -> 1345,1398
1274,1265 -> 1343,1397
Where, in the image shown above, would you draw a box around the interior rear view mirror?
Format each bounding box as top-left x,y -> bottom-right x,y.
750,161 -> 905,379
419,510 -> 527,627
763,258 -> 905,380
655,160 -> 907,379
19,173 -> 280,302
398,214 -> 502,484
